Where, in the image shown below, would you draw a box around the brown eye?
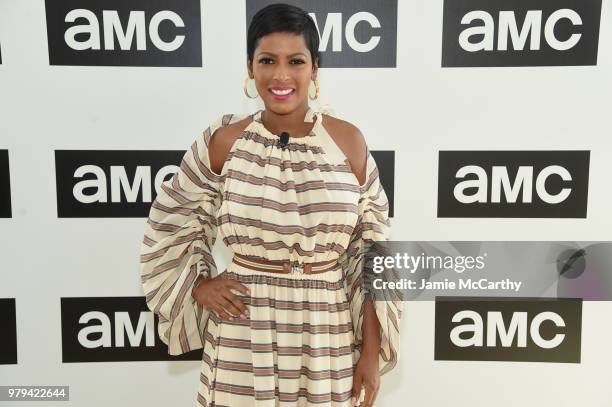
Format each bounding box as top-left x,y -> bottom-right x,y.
291,59 -> 305,64
259,58 -> 273,64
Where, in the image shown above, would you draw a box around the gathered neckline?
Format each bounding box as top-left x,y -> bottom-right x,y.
249,107 -> 322,143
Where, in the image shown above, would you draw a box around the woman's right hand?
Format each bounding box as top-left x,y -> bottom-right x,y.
192,274 -> 250,320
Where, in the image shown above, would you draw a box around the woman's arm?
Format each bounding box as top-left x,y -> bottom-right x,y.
362,299 -> 381,356
325,115 -> 401,405
352,299 -> 382,406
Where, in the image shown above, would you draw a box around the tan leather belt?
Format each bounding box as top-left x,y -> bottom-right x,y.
232,252 -> 339,275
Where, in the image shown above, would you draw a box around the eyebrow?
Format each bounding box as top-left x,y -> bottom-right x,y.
257,52 -> 308,58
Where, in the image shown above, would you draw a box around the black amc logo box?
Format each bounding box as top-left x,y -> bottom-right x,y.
55,150 -> 184,218
0,150 -> 11,218
437,151 -> 590,218
246,0 -> 398,68
0,298 -> 18,364
45,0 -> 202,67
441,0 -> 602,67
372,150 -> 395,218
434,297 -> 582,363
61,297 -> 201,362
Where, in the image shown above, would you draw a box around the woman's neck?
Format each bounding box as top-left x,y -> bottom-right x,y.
261,104 -> 313,138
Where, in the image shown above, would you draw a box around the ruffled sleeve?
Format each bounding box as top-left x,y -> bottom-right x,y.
139,114 -> 231,355
339,147 -> 403,376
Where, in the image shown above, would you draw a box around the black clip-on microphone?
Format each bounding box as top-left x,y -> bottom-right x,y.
278,131 -> 290,150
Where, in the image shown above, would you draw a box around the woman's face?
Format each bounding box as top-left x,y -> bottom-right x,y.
248,31 -> 317,114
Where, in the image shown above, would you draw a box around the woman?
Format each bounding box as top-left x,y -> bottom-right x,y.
139,4 -> 402,406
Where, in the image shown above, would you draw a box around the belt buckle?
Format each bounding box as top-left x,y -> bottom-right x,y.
291,261 -> 304,275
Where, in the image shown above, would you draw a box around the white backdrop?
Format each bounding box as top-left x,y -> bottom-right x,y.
1,0 -> 611,405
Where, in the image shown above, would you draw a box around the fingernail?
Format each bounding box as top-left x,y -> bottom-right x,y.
240,313 -> 247,319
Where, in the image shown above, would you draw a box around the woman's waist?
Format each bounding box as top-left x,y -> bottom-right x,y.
232,252 -> 340,275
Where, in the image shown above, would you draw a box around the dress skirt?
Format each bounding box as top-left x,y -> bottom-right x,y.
196,259 -> 355,407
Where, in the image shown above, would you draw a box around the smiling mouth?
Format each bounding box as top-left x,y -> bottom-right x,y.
269,88 -> 295,96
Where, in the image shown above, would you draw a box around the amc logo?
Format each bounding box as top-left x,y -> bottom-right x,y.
61,297 -> 201,362
437,151 -> 590,218
55,150 -> 183,218
434,297 -> 582,363
442,0 -> 602,67
246,0 -> 398,67
45,0 -> 202,66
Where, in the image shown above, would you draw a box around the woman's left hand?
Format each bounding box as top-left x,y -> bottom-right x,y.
351,349 -> 380,406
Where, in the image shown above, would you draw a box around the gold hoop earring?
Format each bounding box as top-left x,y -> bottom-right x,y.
309,78 -> 319,100
243,77 -> 258,99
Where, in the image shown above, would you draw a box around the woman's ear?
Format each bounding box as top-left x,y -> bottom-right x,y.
312,58 -> 319,79
246,59 -> 254,79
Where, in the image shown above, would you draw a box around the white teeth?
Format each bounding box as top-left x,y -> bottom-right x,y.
271,88 -> 293,95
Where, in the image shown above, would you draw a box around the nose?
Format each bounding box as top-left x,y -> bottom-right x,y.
272,62 -> 291,82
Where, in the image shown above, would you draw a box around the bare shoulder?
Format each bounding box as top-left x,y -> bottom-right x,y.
208,115 -> 253,175
321,114 -> 368,185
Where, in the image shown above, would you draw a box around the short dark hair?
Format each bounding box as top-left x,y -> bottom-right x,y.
247,3 -> 321,67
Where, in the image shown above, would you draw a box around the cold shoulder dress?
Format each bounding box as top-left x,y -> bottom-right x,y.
139,106 -> 402,406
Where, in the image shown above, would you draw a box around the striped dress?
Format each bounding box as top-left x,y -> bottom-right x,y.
139,106 -> 402,406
